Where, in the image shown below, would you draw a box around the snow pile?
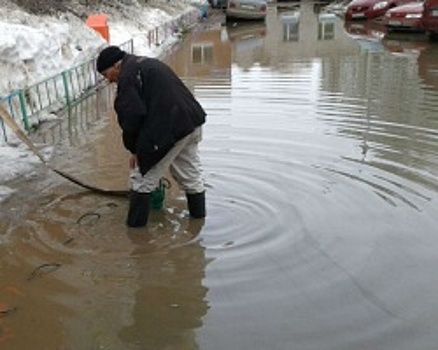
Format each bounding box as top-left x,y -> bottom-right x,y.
0,7 -> 106,95
0,0 -> 200,96
0,143 -> 42,181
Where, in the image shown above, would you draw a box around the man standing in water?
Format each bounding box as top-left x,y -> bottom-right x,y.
96,45 -> 206,227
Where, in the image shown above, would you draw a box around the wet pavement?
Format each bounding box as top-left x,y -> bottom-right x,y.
2,2 -> 438,349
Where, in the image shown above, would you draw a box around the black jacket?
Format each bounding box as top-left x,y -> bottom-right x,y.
114,54 -> 206,175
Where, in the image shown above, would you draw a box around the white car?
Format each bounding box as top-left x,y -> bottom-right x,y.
226,0 -> 268,21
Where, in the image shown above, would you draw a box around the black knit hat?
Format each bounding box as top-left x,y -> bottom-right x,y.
96,46 -> 126,73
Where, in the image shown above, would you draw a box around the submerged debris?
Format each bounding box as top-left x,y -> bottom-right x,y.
27,262 -> 62,281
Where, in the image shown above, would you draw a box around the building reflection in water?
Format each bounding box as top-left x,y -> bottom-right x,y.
417,42 -> 438,90
280,11 -> 300,42
166,21 -> 232,82
318,13 -> 336,41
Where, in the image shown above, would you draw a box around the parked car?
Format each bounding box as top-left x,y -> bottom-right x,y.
422,0 -> 438,38
209,0 -> 228,9
345,0 -> 412,20
382,1 -> 425,31
225,0 -> 267,21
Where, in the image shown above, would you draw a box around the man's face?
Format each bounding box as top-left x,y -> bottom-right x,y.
101,64 -> 120,83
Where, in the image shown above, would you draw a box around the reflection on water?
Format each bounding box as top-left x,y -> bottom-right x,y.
175,5 -> 438,350
1,181 -> 210,349
2,2 -> 438,349
120,220 -> 208,349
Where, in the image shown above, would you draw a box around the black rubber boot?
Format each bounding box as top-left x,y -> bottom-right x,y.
127,191 -> 151,227
186,192 -> 206,219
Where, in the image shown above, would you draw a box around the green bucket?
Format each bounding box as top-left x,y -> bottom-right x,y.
150,178 -> 171,210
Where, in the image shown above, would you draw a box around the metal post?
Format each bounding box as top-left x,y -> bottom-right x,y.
36,83 -> 43,110
62,71 -> 71,107
18,91 -> 30,131
0,116 -> 6,142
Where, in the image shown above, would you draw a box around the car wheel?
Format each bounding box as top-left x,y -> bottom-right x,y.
427,30 -> 438,41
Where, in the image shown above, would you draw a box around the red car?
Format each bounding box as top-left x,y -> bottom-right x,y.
382,1 -> 425,31
345,0 -> 413,20
422,0 -> 438,37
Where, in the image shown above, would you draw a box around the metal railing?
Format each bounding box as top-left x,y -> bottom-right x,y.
0,39 -> 134,142
0,8 -> 199,142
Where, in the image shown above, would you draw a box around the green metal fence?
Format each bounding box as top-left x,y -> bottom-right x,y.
0,39 -> 133,142
0,7 -> 199,142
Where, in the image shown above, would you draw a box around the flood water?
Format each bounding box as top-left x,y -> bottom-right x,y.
2,2 -> 438,349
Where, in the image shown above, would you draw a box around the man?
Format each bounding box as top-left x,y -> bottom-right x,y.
96,45 -> 206,227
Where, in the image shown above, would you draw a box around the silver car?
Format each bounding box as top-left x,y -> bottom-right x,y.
226,0 -> 268,21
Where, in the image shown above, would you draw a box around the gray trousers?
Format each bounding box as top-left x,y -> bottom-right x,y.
129,127 -> 204,194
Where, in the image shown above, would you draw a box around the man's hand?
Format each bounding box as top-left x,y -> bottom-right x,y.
129,154 -> 138,169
